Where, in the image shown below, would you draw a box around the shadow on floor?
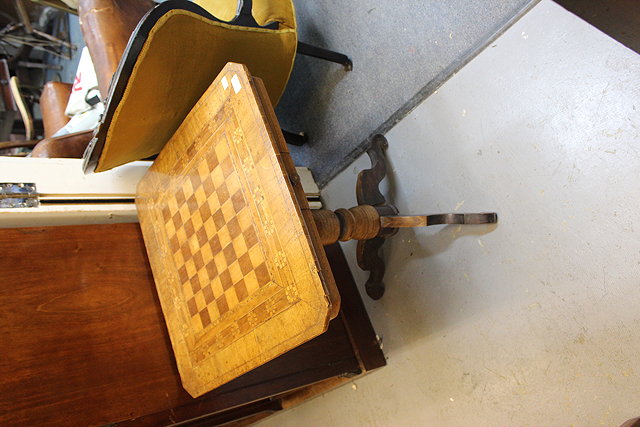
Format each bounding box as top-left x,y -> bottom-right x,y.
555,0 -> 640,53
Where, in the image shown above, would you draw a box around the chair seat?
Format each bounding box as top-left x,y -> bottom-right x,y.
31,130 -> 93,158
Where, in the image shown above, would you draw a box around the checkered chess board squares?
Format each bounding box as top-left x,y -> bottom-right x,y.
162,141 -> 270,332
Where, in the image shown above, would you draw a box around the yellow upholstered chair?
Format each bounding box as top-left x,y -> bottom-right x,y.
83,0 -> 351,173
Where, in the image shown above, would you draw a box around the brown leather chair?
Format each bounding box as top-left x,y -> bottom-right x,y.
30,81 -> 91,159
31,82 -> 93,159
31,130 -> 95,158
621,417 -> 640,427
78,0 -> 155,98
40,81 -> 72,138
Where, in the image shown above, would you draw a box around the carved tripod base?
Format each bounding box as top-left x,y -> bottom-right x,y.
311,206 -> 497,299
311,135 -> 498,300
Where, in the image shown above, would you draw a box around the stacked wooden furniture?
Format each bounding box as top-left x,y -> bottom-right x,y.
1,59 -> 496,424
1,64 -> 385,426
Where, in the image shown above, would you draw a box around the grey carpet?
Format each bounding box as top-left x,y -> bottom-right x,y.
278,0 -> 537,186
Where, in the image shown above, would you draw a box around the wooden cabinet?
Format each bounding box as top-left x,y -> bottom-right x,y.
0,223 -> 384,426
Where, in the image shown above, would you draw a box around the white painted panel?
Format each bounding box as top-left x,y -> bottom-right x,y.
0,204 -> 137,228
0,157 -> 322,227
0,157 -> 150,200
0,157 -> 320,200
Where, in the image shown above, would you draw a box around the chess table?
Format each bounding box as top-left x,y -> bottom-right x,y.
136,62 -> 497,397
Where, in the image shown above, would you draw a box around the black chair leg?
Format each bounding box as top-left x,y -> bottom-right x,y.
297,41 -> 353,71
281,129 -> 308,146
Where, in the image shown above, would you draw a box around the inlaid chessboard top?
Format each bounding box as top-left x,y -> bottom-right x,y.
136,63 -> 339,397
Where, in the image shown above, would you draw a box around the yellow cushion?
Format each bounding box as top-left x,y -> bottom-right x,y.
194,0 -> 296,29
191,0 -> 238,22
88,1 -> 297,173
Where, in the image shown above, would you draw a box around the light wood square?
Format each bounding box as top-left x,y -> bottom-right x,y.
187,235 -> 200,256
185,258 -> 197,279
179,203 -> 191,223
225,288 -> 239,311
213,251 -> 227,275
211,164 -> 224,188
200,243 -> 214,264
194,187 -> 207,209
237,208 -> 252,231
167,195 -> 179,216
175,227 -> 187,246
190,313 -> 203,331
228,261 -> 242,284
206,190 -> 220,213
182,281 -> 194,298
181,178 -> 194,198
194,292 -> 206,312
164,218 -> 176,238
197,268 -> 208,286
211,277 -> 224,300
220,201 -> 236,223
196,159 -> 210,180
248,244 -> 264,267
207,304 -> 219,322
231,236 -> 247,259
244,270 -> 259,294
216,226 -> 231,249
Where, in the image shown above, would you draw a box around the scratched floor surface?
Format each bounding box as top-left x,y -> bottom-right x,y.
259,1 -> 640,425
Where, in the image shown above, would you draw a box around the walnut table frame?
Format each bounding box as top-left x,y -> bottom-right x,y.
311,134 -> 498,299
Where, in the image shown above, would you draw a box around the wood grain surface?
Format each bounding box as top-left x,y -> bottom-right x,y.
0,223 -> 381,426
0,223 -> 178,425
136,63 -> 338,397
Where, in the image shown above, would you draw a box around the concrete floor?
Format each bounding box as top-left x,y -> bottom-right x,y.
258,0 -> 640,425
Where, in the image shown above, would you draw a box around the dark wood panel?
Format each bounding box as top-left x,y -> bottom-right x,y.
128,316 -> 360,426
185,399 -> 282,427
325,243 -> 386,371
0,224 -> 379,426
554,0 -> 640,54
0,224 -> 187,426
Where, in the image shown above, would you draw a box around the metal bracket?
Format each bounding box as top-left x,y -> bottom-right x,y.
0,183 -> 39,208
